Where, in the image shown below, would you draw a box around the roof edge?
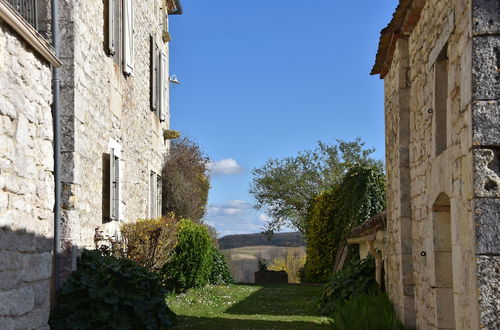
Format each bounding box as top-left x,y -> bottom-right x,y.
371,0 -> 426,78
167,0 -> 183,15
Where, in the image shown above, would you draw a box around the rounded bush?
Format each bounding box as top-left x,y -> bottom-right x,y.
49,250 -> 175,330
161,219 -> 214,292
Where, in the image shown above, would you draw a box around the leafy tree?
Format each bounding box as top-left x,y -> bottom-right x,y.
304,165 -> 386,282
162,137 -> 210,222
249,138 -> 382,233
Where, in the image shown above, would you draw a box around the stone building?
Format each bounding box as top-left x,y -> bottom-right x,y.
372,0 -> 499,329
0,1 -> 60,328
57,0 -> 182,279
0,0 -> 181,328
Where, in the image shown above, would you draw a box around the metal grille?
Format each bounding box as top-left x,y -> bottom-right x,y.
6,0 -> 38,30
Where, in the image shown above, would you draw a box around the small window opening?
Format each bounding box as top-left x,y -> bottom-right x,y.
434,45 -> 448,156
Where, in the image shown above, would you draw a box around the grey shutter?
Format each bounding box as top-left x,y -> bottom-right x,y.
108,0 -> 115,55
150,36 -> 158,112
123,0 -> 134,75
159,50 -> 167,122
108,0 -> 116,55
109,148 -> 115,220
114,156 -> 120,220
157,176 -> 162,217
149,171 -> 156,218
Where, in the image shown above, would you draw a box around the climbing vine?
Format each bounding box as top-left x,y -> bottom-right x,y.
304,165 -> 386,282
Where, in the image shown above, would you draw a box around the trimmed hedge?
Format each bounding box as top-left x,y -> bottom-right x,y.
49,250 -> 175,330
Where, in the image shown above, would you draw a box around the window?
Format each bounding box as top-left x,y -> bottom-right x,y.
109,148 -> 120,221
149,171 -> 162,218
106,0 -> 134,74
434,45 -> 448,156
150,36 -> 167,122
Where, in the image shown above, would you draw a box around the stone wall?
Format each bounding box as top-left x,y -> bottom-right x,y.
382,0 -> 492,329
471,0 -> 500,328
58,0 -> 170,274
0,20 -> 54,330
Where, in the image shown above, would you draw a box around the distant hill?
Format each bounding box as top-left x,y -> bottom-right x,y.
218,232 -> 305,249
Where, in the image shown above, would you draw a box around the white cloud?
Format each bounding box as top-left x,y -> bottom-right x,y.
208,158 -> 243,176
258,214 -> 270,222
204,200 -> 265,237
204,200 -> 297,238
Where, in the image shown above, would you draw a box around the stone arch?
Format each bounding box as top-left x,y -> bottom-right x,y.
432,193 -> 455,329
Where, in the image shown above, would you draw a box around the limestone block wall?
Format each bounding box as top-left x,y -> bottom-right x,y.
58,0 -> 169,273
408,1 -> 477,328
384,37 -> 415,327
0,20 -> 54,330
382,0 -> 495,329
471,0 -> 500,327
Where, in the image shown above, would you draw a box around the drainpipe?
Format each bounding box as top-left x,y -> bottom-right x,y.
51,0 -> 62,293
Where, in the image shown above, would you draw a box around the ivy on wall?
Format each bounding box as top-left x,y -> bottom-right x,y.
304,165 -> 386,282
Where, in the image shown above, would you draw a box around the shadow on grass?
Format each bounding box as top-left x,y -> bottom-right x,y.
225,284 -> 323,317
172,315 -> 331,330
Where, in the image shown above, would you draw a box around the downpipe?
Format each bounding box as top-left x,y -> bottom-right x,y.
50,0 -> 62,293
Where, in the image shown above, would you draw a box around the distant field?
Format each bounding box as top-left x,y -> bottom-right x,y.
222,245 -> 306,283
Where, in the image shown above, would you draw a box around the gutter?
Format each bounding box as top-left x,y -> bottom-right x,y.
51,0 -> 62,293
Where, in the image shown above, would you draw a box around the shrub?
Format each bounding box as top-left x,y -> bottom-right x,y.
209,247 -> 233,285
257,258 -> 269,271
120,215 -> 179,272
161,219 -> 214,292
317,257 -> 377,314
330,292 -> 406,330
162,137 -> 211,222
49,250 -> 175,330
268,251 -> 306,283
304,165 -> 385,282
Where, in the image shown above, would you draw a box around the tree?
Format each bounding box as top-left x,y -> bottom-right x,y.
162,137 -> 210,222
304,165 -> 386,282
249,138 -> 383,233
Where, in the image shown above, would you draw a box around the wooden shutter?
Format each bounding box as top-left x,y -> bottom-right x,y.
123,0 -> 134,75
108,0 -> 116,55
109,148 -> 115,220
149,171 -> 156,218
159,50 -> 167,122
157,176 -> 162,217
150,36 -> 159,112
114,156 -> 120,220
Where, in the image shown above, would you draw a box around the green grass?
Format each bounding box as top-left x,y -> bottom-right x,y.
167,284 -> 332,329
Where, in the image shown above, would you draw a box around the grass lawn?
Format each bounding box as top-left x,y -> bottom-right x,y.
167,284 -> 332,329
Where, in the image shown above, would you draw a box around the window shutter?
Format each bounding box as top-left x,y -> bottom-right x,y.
151,36 -> 159,112
108,0 -> 116,55
123,0 -> 134,75
157,176 -> 162,217
159,50 -> 167,122
150,171 -> 156,218
109,148 -> 115,220
114,156 -> 120,220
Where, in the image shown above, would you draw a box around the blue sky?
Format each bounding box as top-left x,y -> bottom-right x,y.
169,1 -> 398,237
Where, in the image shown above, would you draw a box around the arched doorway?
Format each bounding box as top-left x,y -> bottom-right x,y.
432,193 -> 455,329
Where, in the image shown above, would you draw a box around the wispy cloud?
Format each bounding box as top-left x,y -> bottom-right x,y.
205,200 -> 263,237
208,158 -> 243,176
